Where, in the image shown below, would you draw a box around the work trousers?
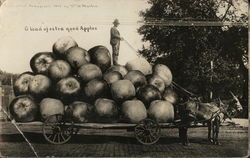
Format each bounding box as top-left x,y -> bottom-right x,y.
111,42 -> 120,65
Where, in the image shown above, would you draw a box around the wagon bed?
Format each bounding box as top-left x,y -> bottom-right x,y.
16,122 -> 177,129
13,114 -> 205,145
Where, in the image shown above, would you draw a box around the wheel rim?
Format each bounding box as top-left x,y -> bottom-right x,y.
134,119 -> 161,145
43,114 -> 73,144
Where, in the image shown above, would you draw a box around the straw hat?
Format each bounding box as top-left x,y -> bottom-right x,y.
113,19 -> 120,24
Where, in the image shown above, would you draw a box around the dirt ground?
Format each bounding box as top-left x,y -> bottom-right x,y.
0,121 -> 248,157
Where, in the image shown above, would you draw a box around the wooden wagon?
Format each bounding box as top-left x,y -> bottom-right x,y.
14,114 -> 195,145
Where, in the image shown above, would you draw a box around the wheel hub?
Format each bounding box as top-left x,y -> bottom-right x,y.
144,129 -> 151,135
53,126 -> 61,133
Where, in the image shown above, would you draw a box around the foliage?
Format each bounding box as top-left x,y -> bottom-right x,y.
0,69 -> 19,85
138,0 -> 248,108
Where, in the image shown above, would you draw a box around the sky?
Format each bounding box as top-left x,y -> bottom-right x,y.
0,0 -> 150,73
0,0 -> 248,74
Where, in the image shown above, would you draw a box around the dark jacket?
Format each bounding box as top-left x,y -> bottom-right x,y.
110,26 -> 121,45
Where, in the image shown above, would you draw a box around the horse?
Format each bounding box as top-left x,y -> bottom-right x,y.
178,92 -> 243,146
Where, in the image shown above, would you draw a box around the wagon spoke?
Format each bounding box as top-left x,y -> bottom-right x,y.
135,129 -> 144,133
149,128 -> 159,134
148,135 -> 153,143
135,127 -> 145,133
47,134 -> 53,139
149,132 -> 157,140
140,132 -> 146,138
138,125 -> 146,130
145,136 -> 149,143
135,130 -> 145,137
52,134 -> 57,142
60,133 -> 66,141
57,133 -> 61,143
135,131 -> 145,137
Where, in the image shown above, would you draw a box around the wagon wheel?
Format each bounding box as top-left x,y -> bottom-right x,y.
134,119 -> 161,145
43,114 -> 74,144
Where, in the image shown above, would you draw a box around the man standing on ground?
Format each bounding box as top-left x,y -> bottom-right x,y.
110,19 -> 123,65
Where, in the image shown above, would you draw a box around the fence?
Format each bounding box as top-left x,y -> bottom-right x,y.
0,82 -> 14,121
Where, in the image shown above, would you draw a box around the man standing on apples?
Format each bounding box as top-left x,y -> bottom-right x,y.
110,19 -> 123,65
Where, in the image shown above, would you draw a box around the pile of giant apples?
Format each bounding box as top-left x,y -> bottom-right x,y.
10,36 -> 178,123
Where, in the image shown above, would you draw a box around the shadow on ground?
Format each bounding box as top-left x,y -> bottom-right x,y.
0,132 -> 212,145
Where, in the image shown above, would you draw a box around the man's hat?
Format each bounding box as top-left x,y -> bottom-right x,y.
113,19 -> 120,24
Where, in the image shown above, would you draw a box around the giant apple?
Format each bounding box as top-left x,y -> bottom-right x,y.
48,60 -> 71,81
147,74 -> 165,93
124,70 -> 147,88
78,63 -> 102,83
111,80 -> 136,102
66,47 -> 90,69
66,101 -> 94,123
125,58 -> 152,75
30,52 -> 55,75
29,74 -> 52,98
103,71 -> 123,85
162,87 -> 178,104
148,100 -> 174,123
122,100 -> 147,123
84,79 -> 109,100
88,45 -> 111,72
136,85 -> 162,108
13,72 -> 34,96
40,98 -> 64,120
52,36 -> 78,58
94,98 -> 118,122
153,64 -> 172,87
9,95 -> 38,122
106,65 -> 128,77
56,77 -> 81,102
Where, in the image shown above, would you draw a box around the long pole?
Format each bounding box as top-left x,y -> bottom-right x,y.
0,81 -> 2,112
0,80 -> 39,157
0,105 -> 39,157
210,60 -> 213,100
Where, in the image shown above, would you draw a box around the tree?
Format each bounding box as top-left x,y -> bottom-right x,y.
221,26 -> 248,116
138,0 -> 248,117
0,69 -> 19,85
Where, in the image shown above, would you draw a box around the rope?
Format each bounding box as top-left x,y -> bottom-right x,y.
172,81 -> 197,97
0,105 -> 39,158
123,39 -> 142,58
